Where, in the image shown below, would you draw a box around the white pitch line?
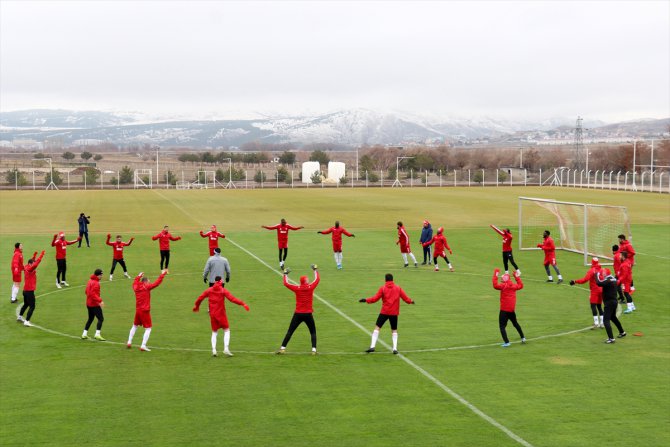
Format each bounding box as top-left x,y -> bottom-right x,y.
225,236 -> 535,447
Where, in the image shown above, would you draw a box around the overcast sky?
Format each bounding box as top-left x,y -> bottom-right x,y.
1,0 -> 668,122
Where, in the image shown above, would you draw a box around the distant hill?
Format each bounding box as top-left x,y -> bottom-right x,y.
1,109 -> 667,148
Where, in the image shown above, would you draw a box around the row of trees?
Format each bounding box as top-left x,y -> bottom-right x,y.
33,152 -> 104,162
170,142 -> 669,174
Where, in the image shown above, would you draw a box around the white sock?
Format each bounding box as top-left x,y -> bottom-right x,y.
593,316 -> 599,325
211,332 -> 218,351
409,253 -> 417,263
505,270 -> 509,274
558,274 -> 563,280
631,302 -> 636,310
82,330 -> 88,337
11,285 -> 19,300
128,325 -> 138,344
95,330 -> 101,337
337,253 -> 343,264
448,263 -> 453,269
627,303 -> 632,310
370,329 -> 379,348
141,328 -> 152,347
333,253 -> 338,264
401,254 -> 408,264
223,330 -> 230,350
392,332 -> 398,350
599,315 -> 603,325
548,275 -> 553,281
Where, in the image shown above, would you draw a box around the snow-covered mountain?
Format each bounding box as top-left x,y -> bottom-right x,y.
0,108 -> 666,148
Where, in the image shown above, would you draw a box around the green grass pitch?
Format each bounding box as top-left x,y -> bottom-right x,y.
0,187 -> 668,447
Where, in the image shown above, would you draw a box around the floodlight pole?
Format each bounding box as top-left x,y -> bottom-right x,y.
35,157 -> 58,190
392,156 -> 413,187
221,158 -> 236,188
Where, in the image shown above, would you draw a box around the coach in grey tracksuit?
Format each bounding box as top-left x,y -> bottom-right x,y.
203,248 -> 231,287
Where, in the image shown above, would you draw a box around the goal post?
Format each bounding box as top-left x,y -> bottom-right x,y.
195,171 -> 215,189
518,197 -> 631,265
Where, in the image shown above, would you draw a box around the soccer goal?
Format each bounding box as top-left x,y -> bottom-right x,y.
134,169 -> 153,189
518,197 -> 631,265
194,171 -> 215,189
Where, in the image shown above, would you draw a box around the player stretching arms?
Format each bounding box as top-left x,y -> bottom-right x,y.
200,225 -> 226,256
359,273 -> 414,354
422,227 -> 454,272
151,226 -> 181,272
10,242 -> 24,303
262,218 -> 304,269
276,265 -> 319,355
18,251 -> 45,327
317,221 -> 355,269
106,234 -> 134,281
52,232 -> 81,288
492,268 -> 526,347
396,221 -> 418,267
537,230 -> 563,283
193,276 -> 250,357
570,258 -> 604,329
127,271 -> 167,352
490,225 -> 520,275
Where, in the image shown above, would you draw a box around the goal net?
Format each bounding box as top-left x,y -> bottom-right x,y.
134,169 -> 153,189
518,197 -> 631,265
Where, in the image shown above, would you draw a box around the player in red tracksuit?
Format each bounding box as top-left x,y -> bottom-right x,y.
317,221 -> 355,269
617,234 -> 636,292
127,271 -> 167,352
10,242 -> 24,303
618,252 -> 636,313
359,273 -> 414,354
106,234 -> 134,281
193,276 -> 250,357
612,245 -> 626,303
276,265 -> 319,354
82,269 -> 105,341
492,268 -> 526,347
262,218 -> 304,269
152,226 -> 181,272
490,225 -> 520,275
537,230 -> 563,283
422,227 -> 454,272
18,250 -> 45,326
396,221 -> 418,267
570,257 -> 604,329
200,225 -> 226,256
52,232 -> 80,288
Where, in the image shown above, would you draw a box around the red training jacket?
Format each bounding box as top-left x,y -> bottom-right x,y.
618,240 -> 636,266
319,226 -> 353,251
492,273 -> 523,312
85,275 -> 102,307
263,223 -> 301,248
23,251 -> 45,292
200,230 -> 226,251
106,234 -> 134,260
52,235 -> 79,259
617,259 -> 633,286
575,266 -> 604,303
423,234 -> 452,257
194,282 -> 246,320
133,272 -> 166,312
537,236 -> 556,257
612,252 -> 622,277
152,230 -> 181,250
283,271 -> 320,313
364,280 -> 413,316
397,226 -> 411,252
12,248 -> 24,279
491,225 -> 513,252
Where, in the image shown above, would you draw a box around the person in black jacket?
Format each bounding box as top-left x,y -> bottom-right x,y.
78,213 -> 91,248
419,220 -> 433,265
595,268 -> 626,344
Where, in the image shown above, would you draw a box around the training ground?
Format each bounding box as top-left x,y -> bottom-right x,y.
0,187 -> 668,447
